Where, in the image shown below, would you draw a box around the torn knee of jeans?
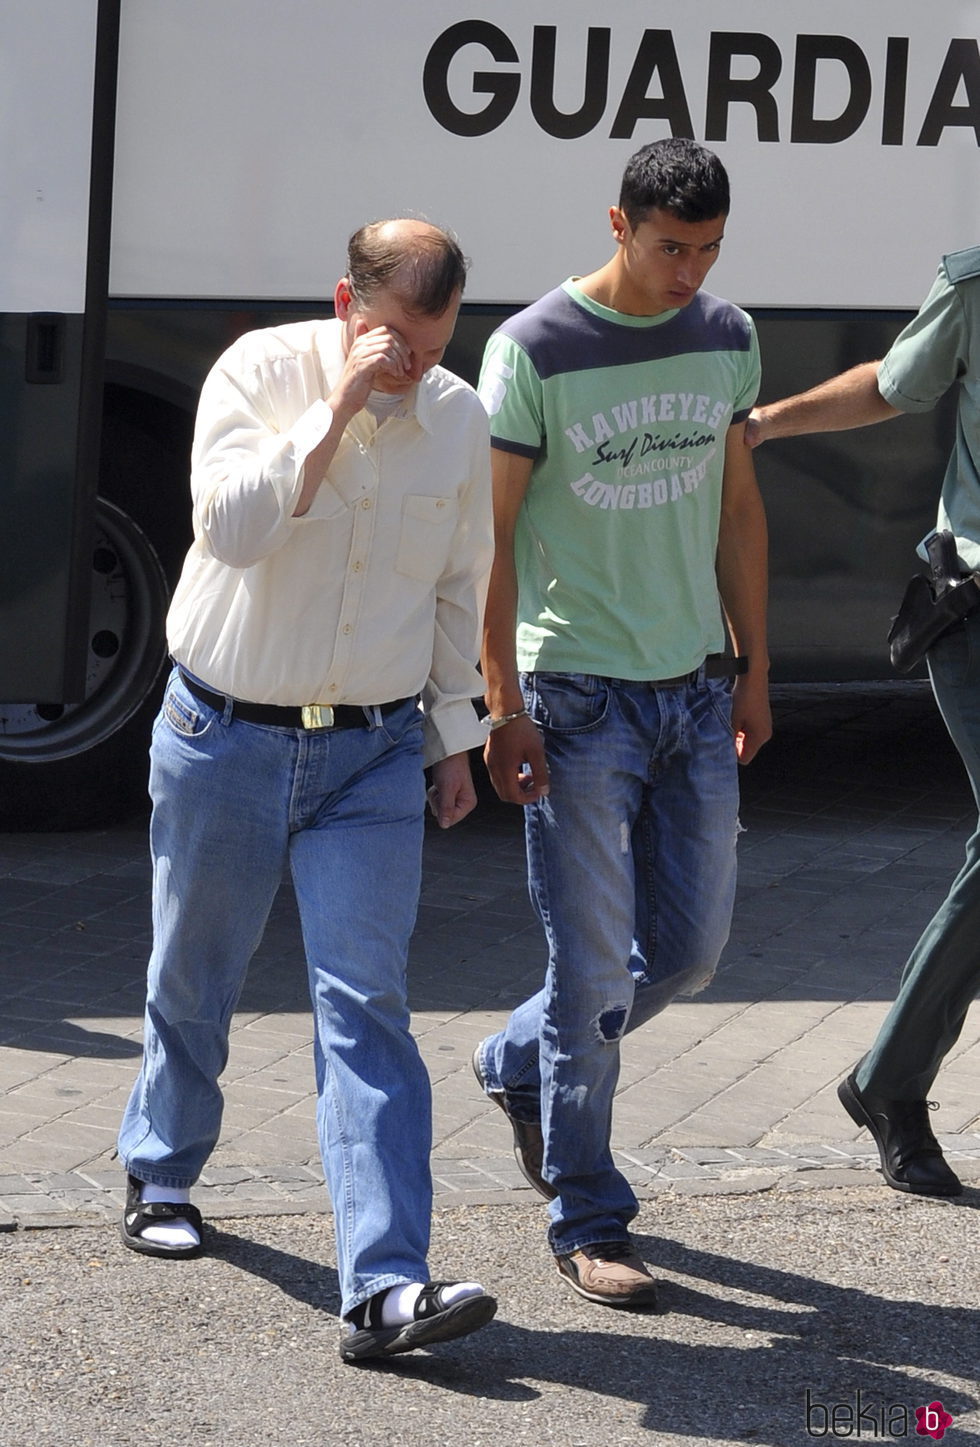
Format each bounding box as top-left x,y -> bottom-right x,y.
594,1004 -> 629,1042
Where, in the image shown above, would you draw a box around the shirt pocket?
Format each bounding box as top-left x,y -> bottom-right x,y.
395,494 -> 458,584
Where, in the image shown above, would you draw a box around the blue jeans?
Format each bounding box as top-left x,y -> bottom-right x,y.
118,669 -> 431,1315
857,612 -> 980,1100
477,671 -> 739,1256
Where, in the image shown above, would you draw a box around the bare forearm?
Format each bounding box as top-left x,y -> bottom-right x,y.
481,552 -> 525,717
717,488 -> 769,673
749,361 -> 899,445
717,478 -> 772,763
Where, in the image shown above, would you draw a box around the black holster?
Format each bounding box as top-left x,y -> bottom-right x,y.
888,530 -> 980,673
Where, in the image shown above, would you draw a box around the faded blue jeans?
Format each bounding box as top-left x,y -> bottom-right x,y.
118,669 -> 431,1315
476,670 -> 740,1256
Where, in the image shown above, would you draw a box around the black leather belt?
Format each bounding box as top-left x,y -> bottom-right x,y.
177,668 -> 413,730
652,654 -> 749,688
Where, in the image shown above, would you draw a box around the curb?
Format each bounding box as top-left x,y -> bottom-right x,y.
3,1140 -> 979,1230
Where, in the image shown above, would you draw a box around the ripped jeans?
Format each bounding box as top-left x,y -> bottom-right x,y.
478,670 -> 739,1254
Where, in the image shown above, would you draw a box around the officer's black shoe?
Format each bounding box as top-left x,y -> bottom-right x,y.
838,1072 -> 963,1197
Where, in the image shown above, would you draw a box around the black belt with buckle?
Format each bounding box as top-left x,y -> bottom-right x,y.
177,668 -> 413,730
652,654 -> 749,688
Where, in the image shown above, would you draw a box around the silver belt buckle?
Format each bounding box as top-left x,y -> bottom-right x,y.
300,704 -> 334,730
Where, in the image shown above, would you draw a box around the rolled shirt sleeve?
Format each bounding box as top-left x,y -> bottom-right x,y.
421,419 -> 493,764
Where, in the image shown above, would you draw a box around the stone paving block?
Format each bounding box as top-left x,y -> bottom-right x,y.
0,1191 -> 100,1216
200,1180 -> 281,1202
669,1174 -> 777,1197
222,1081 -> 313,1115
432,1188 -> 518,1208
725,1146 -> 800,1165
76,1171 -> 126,1193
653,1159 -> 722,1180
780,1167 -> 877,1191
3,687 -> 979,1228
662,1148 -> 734,1166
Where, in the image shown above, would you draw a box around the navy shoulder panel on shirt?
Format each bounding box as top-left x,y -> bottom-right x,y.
945,246 -> 980,285
494,287 -> 753,381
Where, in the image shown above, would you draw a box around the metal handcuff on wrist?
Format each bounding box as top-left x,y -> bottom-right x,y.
482,707 -> 532,732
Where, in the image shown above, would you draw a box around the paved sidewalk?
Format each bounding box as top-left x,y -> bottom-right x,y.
2,682 -> 980,1230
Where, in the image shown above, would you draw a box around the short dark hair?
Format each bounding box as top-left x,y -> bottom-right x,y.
619,139 -> 730,229
346,219 -> 468,316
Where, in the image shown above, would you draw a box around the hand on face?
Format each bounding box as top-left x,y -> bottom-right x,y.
336,320 -> 414,413
332,281 -> 459,419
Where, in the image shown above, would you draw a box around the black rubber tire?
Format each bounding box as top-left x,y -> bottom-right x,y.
0,498 -> 170,830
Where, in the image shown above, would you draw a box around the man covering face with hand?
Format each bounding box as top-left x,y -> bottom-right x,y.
117,219 -> 496,1364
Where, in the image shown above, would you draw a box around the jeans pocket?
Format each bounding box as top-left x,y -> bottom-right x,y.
705,676 -> 736,739
161,680 -> 216,740
524,673 -> 610,734
378,699 -> 425,748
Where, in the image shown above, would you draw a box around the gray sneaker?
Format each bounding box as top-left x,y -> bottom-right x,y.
471,1044 -> 556,1200
556,1242 -> 660,1309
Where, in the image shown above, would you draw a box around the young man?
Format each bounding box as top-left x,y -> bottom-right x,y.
118,219 -> 498,1362
748,246 -> 980,1199
474,140 -> 771,1307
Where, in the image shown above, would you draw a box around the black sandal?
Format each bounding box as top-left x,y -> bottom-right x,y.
120,1174 -> 204,1259
340,1282 -> 497,1363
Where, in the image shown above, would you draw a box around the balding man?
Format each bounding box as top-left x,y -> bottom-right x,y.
117,220 -> 496,1362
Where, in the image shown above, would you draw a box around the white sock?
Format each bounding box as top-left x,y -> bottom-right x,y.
379,1280 -> 485,1327
139,1183 -> 200,1251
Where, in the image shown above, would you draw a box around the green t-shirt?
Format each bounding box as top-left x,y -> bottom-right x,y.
878,247 -> 980,572
479,279 -> 760,678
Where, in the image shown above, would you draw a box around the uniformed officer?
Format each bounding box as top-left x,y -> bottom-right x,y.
748,245 -> 980,1198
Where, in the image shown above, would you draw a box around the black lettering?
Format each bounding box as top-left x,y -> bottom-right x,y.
791,35 -> 872,143
594,438 -> 638,468
609,30 -> 694,139
855,1391 -> 880,1434
422,21 -> 520,137
917,38 -> 980,145
705,32 -> 782,142
805,1390 -> 829,1437
881,37 -> 909,145
887,1406 -> 910,1436
639,431 -> 714,454
529,26 -> 610,139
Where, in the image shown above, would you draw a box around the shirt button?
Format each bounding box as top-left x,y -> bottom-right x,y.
361,498 -> 372,510
352,560 -> 363,572
342,624 -> 352,635
436,499 -> 446,509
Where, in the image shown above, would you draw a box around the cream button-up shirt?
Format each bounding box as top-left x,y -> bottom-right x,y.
167,319 -> 493,764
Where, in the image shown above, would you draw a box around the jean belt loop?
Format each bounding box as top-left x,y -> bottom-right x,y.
368,704 -> 383,729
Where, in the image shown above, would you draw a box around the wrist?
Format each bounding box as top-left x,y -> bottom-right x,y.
482,706 -> 531,732
482,682 -> 525,718
326,389 -> 360,428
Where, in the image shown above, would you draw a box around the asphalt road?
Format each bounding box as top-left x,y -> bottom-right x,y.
2,1186 -> 977,1447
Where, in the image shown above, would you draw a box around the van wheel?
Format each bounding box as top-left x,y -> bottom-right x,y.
0,498 -> 169,830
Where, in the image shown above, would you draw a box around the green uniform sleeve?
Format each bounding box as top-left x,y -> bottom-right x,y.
878,265 -> 969,414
